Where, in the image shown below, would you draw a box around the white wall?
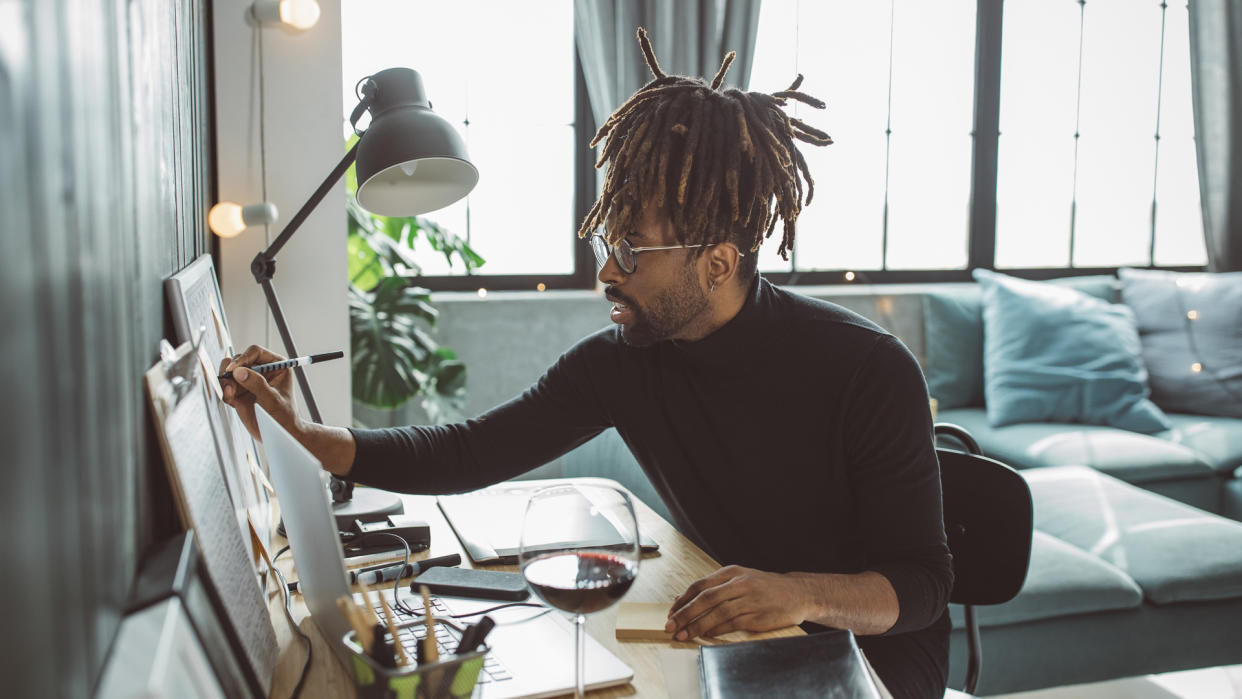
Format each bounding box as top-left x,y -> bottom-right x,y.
212,0 -> 350,425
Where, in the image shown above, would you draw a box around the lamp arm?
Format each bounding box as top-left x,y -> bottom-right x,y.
252,138 -> 361,279
247,141 -> 362,503
258,278 -> 323,424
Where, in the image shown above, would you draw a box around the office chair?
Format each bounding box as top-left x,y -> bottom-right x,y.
934,422 -> 1034,697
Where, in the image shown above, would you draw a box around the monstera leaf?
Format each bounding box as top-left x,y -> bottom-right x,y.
349,278 -> 453,409
344,136 -> 483,416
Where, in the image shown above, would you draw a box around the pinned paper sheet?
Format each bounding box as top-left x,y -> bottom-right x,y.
209,298 -> 232,354
615,602 -> 675,641
247,515 -> 272,571
198,346 -> 224,400
248,449 -> 276,497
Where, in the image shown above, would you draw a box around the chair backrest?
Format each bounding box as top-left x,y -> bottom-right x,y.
937,447 -> 1034,606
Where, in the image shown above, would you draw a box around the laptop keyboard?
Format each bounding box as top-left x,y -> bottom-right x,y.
373,597 -> 513,684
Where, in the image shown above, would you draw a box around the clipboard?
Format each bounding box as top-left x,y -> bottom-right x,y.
145,337 -> 278,695
166,254 -> 273,555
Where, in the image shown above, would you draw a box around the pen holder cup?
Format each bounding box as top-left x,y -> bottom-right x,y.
344,629 -> 489,699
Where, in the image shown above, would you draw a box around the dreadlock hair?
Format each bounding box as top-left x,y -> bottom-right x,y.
577,27 -> 833,282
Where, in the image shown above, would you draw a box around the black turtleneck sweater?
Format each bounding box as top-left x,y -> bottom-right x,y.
349,276 -> 953,698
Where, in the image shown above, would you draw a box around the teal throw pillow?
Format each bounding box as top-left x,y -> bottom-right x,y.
1119,268 -> 1242,418
973,269 -> 1170,433
922,276 -> 1119,410
923,289 -> 987,410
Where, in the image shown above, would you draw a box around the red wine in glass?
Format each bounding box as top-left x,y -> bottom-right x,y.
519,483 -> 639,699
523,551 -> 638,615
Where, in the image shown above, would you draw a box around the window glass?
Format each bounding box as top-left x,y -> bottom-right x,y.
342,0 -> 575,276
1073,0 -> 1163,268
995,0 -> 1081,268
996,0 -> 1205,269
750,0 -> 974,273
1153,0 -> 1206,266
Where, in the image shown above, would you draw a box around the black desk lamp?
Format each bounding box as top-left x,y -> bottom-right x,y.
249,67 -> 478,523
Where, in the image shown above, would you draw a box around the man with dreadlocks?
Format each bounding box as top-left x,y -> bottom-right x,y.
222,28 -> 952,698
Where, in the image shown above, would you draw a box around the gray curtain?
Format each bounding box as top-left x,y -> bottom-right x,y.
1188,0 -> 1242,272
574,0 -> 762,129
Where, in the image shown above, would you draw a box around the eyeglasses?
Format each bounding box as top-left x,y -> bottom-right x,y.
589,234 -> 710,274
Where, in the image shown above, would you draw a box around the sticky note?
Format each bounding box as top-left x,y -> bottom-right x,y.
199,346 -> 224,400
615,602 -> 675,641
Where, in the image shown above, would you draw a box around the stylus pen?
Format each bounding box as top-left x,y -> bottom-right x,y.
218,351 -> 344,380
286,553 -> 461,592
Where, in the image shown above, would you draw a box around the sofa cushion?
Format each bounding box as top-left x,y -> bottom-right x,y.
1160,413 -> 1242,476
948,530 -> 1142,629
1024,466 -> 1242,604
1118,268 -> 1242,419
937,408 -> 1215,483
923,288 -> 986,410
922,276 -> 1118,411
973,269 -> 1170,433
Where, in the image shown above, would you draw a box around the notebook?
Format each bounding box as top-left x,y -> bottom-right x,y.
698,630 -> 881,699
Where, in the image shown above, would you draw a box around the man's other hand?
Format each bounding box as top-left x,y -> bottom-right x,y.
665,565 -> 813,640
219,344 -> 298,442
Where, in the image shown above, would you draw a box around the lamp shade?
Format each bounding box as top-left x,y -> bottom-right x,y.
355,68 -> 478,217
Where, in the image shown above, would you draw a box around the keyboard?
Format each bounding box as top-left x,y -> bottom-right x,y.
372,596 -> 513,685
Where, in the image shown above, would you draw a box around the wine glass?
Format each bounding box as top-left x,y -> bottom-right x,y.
518,482 -> 640,699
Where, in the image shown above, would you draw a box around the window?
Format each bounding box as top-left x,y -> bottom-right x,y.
995,0 -> 1205,269
748,0 -> 1206,282
750,0 -> 977,275
344,1 -> 1207,290
342,1 -> 588,288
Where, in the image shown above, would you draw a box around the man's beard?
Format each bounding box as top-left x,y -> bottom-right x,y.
610,263 -> 710,347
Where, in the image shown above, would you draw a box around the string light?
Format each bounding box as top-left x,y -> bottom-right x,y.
1187,310 -> 1199,321
844,271 -> 856,282
208,201 -> 278,238
1191,362 -> 1203,374
477,288 -> 488,298
251,0 -> 321,30
536,283 -> 547,292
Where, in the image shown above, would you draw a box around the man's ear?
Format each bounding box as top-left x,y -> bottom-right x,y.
705,243 -> 742,289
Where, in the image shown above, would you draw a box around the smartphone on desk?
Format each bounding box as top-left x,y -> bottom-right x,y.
413,566 -> 530,602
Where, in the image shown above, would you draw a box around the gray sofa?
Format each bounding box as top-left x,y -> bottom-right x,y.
559,274 -> 1242,695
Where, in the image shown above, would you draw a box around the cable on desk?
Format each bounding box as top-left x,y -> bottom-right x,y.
344,531 -> 411,607
270,547 -> 311,699
394,599 -> 553,625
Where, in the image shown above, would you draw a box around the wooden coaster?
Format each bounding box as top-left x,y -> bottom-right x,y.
615,602 -> 675,641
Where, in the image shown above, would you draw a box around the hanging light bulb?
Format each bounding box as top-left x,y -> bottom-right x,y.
208,202 -> 279,238
251,0 -> 321,31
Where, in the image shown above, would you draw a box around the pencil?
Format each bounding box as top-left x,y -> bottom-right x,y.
376,587 -> 411,667
356,583 -> 381,627
336,596 -> 373,655
420,585 -> 440,664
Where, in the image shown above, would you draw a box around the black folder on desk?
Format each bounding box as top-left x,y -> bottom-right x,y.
698,630 -> 881,699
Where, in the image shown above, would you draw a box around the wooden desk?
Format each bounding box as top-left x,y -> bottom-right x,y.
267,480 -> 803,698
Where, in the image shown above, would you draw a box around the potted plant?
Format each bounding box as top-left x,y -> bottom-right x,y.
345,142 -> 484,425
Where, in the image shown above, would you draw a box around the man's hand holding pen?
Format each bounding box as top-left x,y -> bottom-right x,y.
220,344 -> 358,475
219,345 -> 300,442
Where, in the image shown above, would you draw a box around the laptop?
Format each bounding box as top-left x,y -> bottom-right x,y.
255,407 -> 634,698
